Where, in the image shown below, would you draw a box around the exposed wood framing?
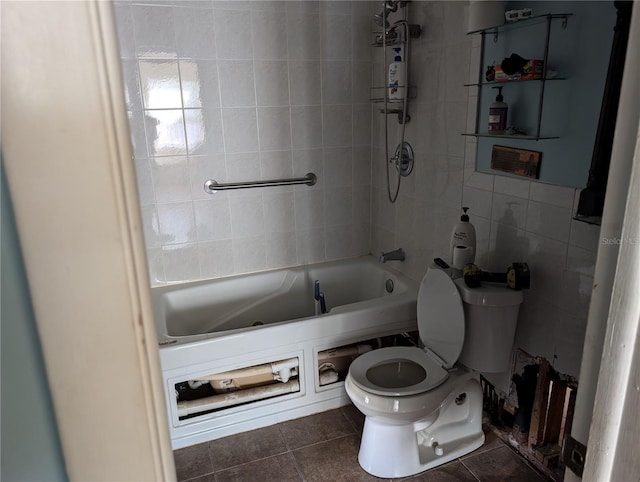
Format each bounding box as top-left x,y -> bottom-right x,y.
529,358 -> 552,447
544,379 -> 568,446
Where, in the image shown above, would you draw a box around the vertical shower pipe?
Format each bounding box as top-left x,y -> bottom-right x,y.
382,3 -> 394,202
383,3 -> 410,203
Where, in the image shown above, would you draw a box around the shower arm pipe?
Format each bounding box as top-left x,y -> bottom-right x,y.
204,173 -> 316,193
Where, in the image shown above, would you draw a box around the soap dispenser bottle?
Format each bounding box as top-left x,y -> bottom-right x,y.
388,47 -> 405,100
488,86 -> 508,134
450,207 -> 476,270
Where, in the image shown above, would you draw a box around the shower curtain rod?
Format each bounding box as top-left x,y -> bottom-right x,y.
204,172 -> 317,193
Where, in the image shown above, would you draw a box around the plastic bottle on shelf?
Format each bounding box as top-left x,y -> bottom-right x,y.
488,86 -> 508,134
388,47 -> 405,100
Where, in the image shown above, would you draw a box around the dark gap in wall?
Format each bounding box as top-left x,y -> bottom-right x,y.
512,363 -> 539,442
481,350 -> 578,482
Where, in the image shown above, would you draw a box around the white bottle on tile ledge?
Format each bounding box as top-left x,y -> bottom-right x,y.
450,207 -> 476,268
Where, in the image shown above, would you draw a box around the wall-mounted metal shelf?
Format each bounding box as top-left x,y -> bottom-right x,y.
369,20 -> 421,125
370,85 -> 417,103
371,23 -> 421,47
462,132 -> 560,141
370,84 -> 417,123
466,13 -> 572,140
464,77 -> 566,88
468,13 -> 572,39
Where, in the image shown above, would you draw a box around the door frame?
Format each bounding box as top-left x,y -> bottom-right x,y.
2,1 -> 175,480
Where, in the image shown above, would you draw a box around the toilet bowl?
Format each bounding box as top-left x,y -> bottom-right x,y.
345,268 -> 523,478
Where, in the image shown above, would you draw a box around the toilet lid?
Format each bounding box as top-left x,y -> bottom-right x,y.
417,269 -> 465,369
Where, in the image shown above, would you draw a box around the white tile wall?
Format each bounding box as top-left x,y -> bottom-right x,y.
471,187 -> 598,384
115,0 -> 598,382
115,0 -> 373,285
459,51 -> 600,384
369,1 -> 600,381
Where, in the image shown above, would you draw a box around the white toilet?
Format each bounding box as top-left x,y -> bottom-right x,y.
345,268 -> 523,478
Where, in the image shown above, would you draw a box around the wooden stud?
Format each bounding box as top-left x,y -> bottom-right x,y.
544,378 -> 568,445
534,444 -> 561,468
528,358 -> 551,448
561,385 -> 578,447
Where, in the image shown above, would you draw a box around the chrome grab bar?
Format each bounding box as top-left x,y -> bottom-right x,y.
204,172 -> 317,193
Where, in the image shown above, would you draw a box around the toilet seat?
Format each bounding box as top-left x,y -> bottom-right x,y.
347,269 -> 465,398
348,346 -> 448,397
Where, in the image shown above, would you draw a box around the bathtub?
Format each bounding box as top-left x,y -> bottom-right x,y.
153,256 -> 419,449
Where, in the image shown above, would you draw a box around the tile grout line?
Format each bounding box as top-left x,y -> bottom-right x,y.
287,448 -> 307,482
210,447 -> 292,475
458,457 -> 483,482
289,432 -> 359,455
339,406 -> 364,434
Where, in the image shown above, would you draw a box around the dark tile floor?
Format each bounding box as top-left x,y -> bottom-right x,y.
174,406 -> 548,481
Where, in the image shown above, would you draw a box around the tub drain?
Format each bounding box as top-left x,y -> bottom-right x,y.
252,320 -> 264,326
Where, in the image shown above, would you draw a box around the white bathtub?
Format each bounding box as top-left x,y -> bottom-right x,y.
153,256 -> 419,449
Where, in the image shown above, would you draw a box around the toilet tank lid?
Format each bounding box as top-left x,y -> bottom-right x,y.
454,278 -> 524,307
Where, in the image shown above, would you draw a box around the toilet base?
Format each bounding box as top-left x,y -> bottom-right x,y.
357,378 -> 484,478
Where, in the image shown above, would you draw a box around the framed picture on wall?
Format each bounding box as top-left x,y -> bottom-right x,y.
491,145 -> 542,179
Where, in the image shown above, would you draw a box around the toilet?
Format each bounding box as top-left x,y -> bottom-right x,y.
345,268 -> 523,478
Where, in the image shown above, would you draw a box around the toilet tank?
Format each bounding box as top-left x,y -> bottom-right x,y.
453,279 -> 523,373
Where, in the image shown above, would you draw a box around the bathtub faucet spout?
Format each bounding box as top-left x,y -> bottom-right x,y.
379,248 -> 405,263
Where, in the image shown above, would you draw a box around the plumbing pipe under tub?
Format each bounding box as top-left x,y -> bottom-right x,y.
317,344 -> 373,361
191,358 -> 299,391
318,344 -> 373,374
177,380 -> 301,417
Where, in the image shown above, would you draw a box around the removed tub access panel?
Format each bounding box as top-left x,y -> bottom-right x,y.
175,356 -> 301,420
